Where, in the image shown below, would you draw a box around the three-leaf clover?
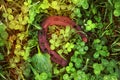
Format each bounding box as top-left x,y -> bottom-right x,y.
40,0 -> 50,9
85,20 -> 96,31
74,70 -> 89,80
51,1 -> 60,10
64,42 -> 74,53
63,74 -> 70,80
93,63 -> 104,75
73,8 -> 82,18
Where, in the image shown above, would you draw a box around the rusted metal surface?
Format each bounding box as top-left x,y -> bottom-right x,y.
38,16 -> 87,66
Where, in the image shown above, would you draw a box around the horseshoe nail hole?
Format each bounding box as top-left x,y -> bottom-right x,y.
50,53 -> 53,57
43,48 -> 48,52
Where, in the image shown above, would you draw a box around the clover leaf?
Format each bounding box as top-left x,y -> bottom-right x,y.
93,52 -> 100,58
31,46 -> 52,74
114,1 -> 120,17
101,59 -> 109,66
82,0 -> 89,9
39,72 -> 48,80
0,22 -> 8,47
103,74 -> 118,80
114,1 -> 120,9
65,26 -> 70,34
74,8 -> 82,18
93,39 -> 101,44
63,74 -> 70,80
93,63 -> 104,75
0,53 -> 4,60
51,1 -> 60,10
100,50 -> 109,57
114,9 -> 120,17
66,66 -> 71,73
40,0 -> 50,9
74,70 -> 88,80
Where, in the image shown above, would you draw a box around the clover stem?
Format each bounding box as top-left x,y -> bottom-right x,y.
37,45 -> 41,54
82,58 -> 89,71
30,64 -> 37,75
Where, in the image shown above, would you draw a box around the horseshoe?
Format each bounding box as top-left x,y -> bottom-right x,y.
38,16 -> 87,66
